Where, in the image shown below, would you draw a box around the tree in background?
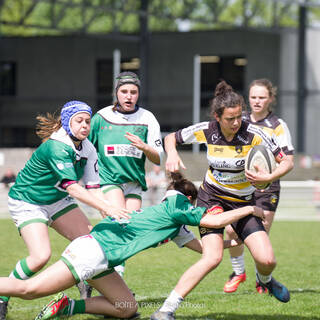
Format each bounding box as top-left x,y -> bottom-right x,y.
0,0 -> 318,36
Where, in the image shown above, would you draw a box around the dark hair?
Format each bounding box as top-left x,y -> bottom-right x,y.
166,172 -> 198,203
36,112 -> 62,142
249,78 -> 277,112
210,80 -> 245,118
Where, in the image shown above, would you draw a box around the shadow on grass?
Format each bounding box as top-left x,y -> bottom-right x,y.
89,314 -> 320,320
173,315 -> 320,320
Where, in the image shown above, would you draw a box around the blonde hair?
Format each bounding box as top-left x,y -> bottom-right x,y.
36,112 -> 62,142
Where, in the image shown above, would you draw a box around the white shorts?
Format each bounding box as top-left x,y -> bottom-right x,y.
8,196 -> 78,231
172,225 -> 196,248
102,181 -> 142,200
61,234 -> 112,282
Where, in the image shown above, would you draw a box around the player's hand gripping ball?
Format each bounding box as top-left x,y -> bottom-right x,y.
245,145 -> 276,190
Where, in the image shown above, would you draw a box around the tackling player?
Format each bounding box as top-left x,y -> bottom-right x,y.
0,172 -> 264,319
0,101 -> 129,320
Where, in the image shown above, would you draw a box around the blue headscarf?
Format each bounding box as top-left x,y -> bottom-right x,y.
61,100 -> 92,140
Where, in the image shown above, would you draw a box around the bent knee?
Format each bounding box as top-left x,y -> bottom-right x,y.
201,255 -> 223,271
115,300 -> 138,319
259,257 -> 277,269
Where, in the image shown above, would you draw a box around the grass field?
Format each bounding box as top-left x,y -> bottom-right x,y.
0,219 -> 320,320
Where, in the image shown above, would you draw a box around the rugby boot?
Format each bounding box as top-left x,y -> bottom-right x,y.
258,277 -> 290,303
150,310 -> 175,320
223,271 -> 246,293
35,292 -> 72,319
256,281 -> 268,294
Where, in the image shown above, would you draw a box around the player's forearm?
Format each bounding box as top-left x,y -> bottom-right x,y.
200,206 -> 255,229
143,145 -> 161,165
66,183 -> 107,213
164,132 -> 178,154
271,154 -> 294,181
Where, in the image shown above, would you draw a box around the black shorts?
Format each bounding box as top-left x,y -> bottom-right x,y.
254,190 -> 280,212
197,186 -> 265,241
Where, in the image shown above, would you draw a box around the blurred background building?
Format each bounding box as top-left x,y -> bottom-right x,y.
0,0 -> 320,217
0,0 -> 320,163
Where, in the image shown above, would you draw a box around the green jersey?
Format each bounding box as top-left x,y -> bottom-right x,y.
90,190 -> 206,267
9,128 -> 100,205
88,105 -> 163,191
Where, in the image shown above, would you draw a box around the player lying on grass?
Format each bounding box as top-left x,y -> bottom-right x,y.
0,100 -> 131,320
0,172 -> 264,319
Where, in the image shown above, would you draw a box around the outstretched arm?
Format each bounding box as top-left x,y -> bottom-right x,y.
183,238 -> 242,253
164,132 -> 186,172
200,205 -> 264,229
66,183 -> 131,220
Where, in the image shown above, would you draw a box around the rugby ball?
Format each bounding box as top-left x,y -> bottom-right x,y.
245,145 -> 277,190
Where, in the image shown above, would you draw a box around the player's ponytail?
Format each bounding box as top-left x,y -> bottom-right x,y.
210,80 -> 246,118
167,172 -> 198,203
36,112 -> 62,142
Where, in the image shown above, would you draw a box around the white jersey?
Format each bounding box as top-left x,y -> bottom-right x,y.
89,105 -> 164,191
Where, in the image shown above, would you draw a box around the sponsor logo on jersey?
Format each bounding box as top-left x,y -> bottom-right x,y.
104,144 -> 143,158
107,146 -> 115,154
270,194 -> 278,204
57,163 -> 64,170
247,124 -> 278,152
155,139 -> 162,147
214,147 -> 224,153
235,146 -> 243,154
236,134 -> 248,144
65,162 -> 74,168
182,122 -> 209,138
210,158 -> 245,170
211,133 -> 220,143
134,127 -> 145,135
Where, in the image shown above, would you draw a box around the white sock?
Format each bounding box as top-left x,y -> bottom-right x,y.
255,266 -> 259,282
230,254 -> 245,275
257,272 -> 272,284
159,290 -> 184,313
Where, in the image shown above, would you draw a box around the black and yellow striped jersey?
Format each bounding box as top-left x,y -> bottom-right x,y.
175,120 -> 281,201
242,111 -> 294,192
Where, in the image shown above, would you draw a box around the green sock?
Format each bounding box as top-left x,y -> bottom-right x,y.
0,296 -> 9,303
1,258 -> 36,302
71,299 -> 86,315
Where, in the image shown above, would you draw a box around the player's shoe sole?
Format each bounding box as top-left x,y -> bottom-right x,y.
150,310 -> 175,320
223,272 -> 246,293
256,281 -> 268,294
258,277 -> 290,303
